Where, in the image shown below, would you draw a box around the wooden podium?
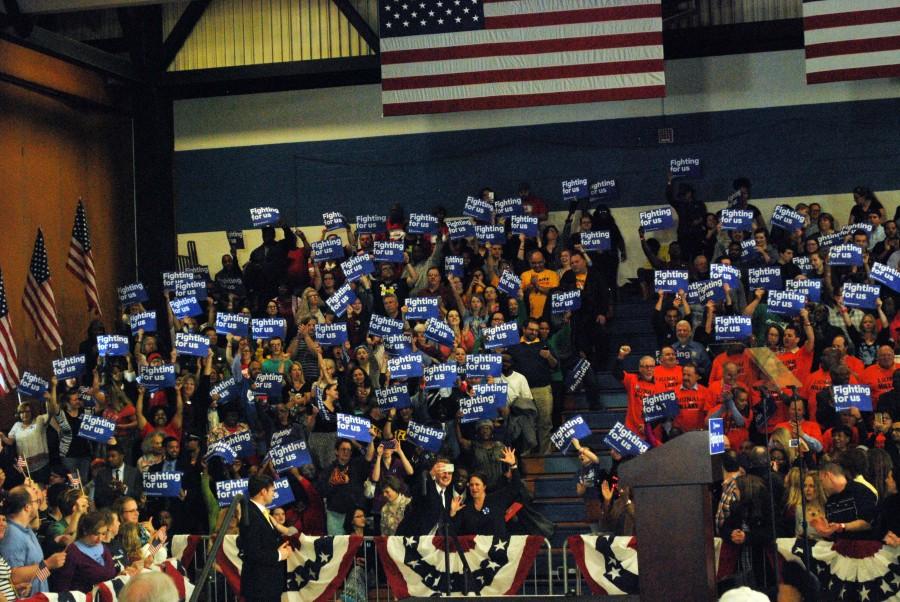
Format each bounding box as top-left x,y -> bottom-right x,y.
618,431 -> 722,601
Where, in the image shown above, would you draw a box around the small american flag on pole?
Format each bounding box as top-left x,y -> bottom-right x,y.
16,455 -> 28,474
147,537 -> 164,558
379,0 -> 665,115
66,200 -> 102,315
0,267 -> 19,395
35,561 -> 51,582
22,229 -> 63,351
69,474 -> 81,489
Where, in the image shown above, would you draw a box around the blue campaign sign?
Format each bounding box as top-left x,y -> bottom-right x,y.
130,311 -> 157,334
589,179 -> 619,202
748,267 -> 783,291
473,382 -> 508,408
495,196 -> 523,217
138,365 -> 176,390
117,283 -> 149,305
375,384 -> 412,410
871,262 -> 900,293
53,355 -> 86,380
215,313 -> 250,337
654,269 -> 689,294
175,333 -> 210,357
374,240 -> 404,263
217,276 -> 246,296
252,318 -> 287,340
175,279 -> 208,302
383,332 -> 413,356
771,205 -> 806,232
325,283 -> 357,317
406,297 -> 440,321
270,440 -> 313,473
639,207 -> 675,232
315,323 -> 348,346
337,413 -> 372,443
408,213 -> 439,235
818,232 -> 844,249
143,471 -> 183,497
253,373 -> 284,401
843,282 -> 879,309
447,218 -> 476,240
497,271 -> 521,297
388,353 -> 425,379
187,265 -> 211,282
425,363 -> 458,389
459,395 -> 498,423
740,239 -> 759,260
17,372 -> 48,399
550,415 -> 592,451
709,418 -> 726,455
510,215 -> 538,238
483,321 -> 520,349
162,271 -> 194,290
369,314 -> 404,338
603,422 -> 650,456
767,290 -> 806,316
580,231 -> 611,251
169,296 -> 202,319
219,429 -> 255,458
463,196 -> 494,222
341,254 -> 375,282
250,207 -> 280,227
687,280 -> 725,305
710,263 -> 740,286
561,178 -> 589,200
551,290 -> 581,314
792,256 -> 814,276
323,211 -> 347,231
642,391 -> 679,423
97,335 -> 130,357
565,358 -> 592,392
720,209 -> 755,231
833,384 -> 873,412
444,255 -> 464,277
227,230 -> 244,249
829,244 -> 864,267
77,414 -> 116,443
465,354 -> 502,377
714,316 -> 752,341
312,238 -> 345,262
205,442 -> 236,465
406,420 -> 446,452
215,479 -> 248,507
475,224 -> 505,245
356,215 -> 387,234
210,376 -> 240,404
786,279 -> 822,303
270,426 -> 303,448
424,318 -> 455,347
270,478 -> 295,508
669,157 -> 702,179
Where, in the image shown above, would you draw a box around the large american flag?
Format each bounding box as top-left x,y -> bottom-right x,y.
0,267 -> 19,395
66,200 -> 102,315
23,229 -> 63,351
379,0 -> 665,116
802,0 -> 900,84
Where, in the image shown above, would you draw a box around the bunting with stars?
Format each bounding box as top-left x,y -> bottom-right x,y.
375,535 -> 545,597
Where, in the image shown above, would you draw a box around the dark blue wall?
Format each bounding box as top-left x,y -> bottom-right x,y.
174,97 -> 900,233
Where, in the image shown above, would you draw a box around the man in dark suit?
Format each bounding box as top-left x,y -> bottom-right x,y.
396,458 -> 455,536
239,474 -> 292,602
559,250 -> 611,369
93,445 -> 142,509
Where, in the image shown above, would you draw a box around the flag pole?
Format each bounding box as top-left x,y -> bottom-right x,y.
75,468 -> 86,496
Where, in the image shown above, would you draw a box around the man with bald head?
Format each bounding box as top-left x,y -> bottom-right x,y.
654,346 -> 683,391
672,319 -> 710,378
119,572 -> 179,602
862,344 -> 899,407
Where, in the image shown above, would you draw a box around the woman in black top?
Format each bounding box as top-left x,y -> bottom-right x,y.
449,447 -> 519,537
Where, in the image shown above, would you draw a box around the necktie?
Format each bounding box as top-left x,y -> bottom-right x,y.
438,488 -> 446,508
262,507 -> 276,529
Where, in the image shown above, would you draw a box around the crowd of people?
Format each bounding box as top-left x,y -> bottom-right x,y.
0,178 -> 898,599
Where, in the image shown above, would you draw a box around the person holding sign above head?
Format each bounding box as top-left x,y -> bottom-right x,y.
238,474 -> 293,602
845,302 -> 892,368
246,222 -> 296,314
775,308 -> 816,384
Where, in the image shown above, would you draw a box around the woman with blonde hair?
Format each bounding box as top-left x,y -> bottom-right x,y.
784,468 -> 826,540
768,427 -> 799,472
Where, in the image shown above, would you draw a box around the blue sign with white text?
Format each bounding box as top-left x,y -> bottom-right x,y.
53,355 -> 86,380
497,271 -> 521,297
252,318 -> 287,340
561,178 -> 588,200
714,315 -> 752,341
215,313 -> 250,337
687,280 -> 725,305
603,422 -> 650,456
459,395 -> 498,423
709,418 -> 725,455
786,279 -> 821,303
445,256 -> 464,277
669,157 -> 702,179
77,414 -> 116,443
250,207 -> 280,227
871,262 -> 900,293
388,353 -> 424,379
447,218 -> 475,239
326,283 -> 357,317
711,263 -> 740,286
767,290 -> 806,316
748,267 -> 782,291
580,231 -> 611,251
424,318 -> 455,347
642,391 -> 679,422
425,363 -> 458,389
130,311 -> 157,334
463,196 -> 493,222
270,440 -> 313,473
833,384 -> 873,412
654,270 -> 689,294
406,297 -> 440,321
170,296 -> 202,319
97,335 -> 129,357
589,179 -> 618,202
337,413 -> 372,443
374,240 -> 404,263
473,382 -> 508,408
406,421 -> 445,452
829,244 -> 864,267
118,283 -> 149,305
483,321 -> 519,349
408,213 -> 439,235
175,279 -> 207,302
17,372 -> 48,398
510,215 -> 538,238
375,385 -> 411,410
495,197 -> 523,217
312,238 -> 345,262
369,314 -> 404,338
356,215 -> 387,234
475,224 -> 505,245
639,207 -> 675,232
842,282 -> 879,309
323,211 -> 346,231
175,333 -> 210,357
551,290 -> 581,313
720,209 -> 754,231
143,471 -> 183,497
550,415 -> 592,450
138,365 -> 176,391
771,206 -> 806,232
315,323 -> 348,346
465,354 -> 502,378
341,254 -> 375,282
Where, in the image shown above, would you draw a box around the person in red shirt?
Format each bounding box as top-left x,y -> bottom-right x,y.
674,363 -> 715,432
654,346 -> 683,392
708,386 -> 753,450
862,344 -> 899,407
832,334 -> 866,380
775,398 -> 824,453
776,309 -> 815,384
136,384 -> 184,442
709,344 -> 756,385
708,361 -> 744,401
613,345 -> 662,436
802,348 -> 850,420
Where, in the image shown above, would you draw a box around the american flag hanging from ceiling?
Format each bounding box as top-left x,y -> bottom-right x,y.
66,200 -> 102,316
23,229 -> 63,352
378,0 -> 666,116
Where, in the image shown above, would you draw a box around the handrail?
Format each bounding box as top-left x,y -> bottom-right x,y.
188,493 -> 243,602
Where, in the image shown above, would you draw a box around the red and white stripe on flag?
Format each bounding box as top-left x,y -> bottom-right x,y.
92,561 -> 192,602
380,0 -> 665,115
0,267 -> 19,394
19,593 -> 93,602
803,0 -> 900,83
23,229 -> 63,351
66,201 -> 102,316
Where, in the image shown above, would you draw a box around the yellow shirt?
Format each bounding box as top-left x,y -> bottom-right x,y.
519,269 -> 559,318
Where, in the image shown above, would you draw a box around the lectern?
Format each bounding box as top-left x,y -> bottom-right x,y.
618,431 -> 722,601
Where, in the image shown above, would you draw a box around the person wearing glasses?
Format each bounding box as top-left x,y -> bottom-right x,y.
51,511 -> 117,592
0,400 -> 51,484
519,250 -> 559,323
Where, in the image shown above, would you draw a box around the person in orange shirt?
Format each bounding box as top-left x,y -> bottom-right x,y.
777,308 -> 815,384
654,346 -> 683,392
674,363 -> 715,432
775,398 -> 824,453
709,344 -> 756,385
832,334 -> 866,380
708,361 -> 742,401
613,345 -> 662,436
862,344 -> 899,407
707,386 -> 753,450
802,347 -> 858,420
519,250 -> 559,321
